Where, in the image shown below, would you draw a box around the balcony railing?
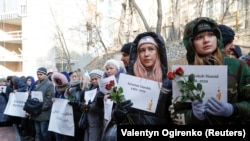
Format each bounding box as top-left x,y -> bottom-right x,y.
0,46 -> 23,62
0,12 -> 19,20
0,5 -> 27,20
0,31 -> 22,42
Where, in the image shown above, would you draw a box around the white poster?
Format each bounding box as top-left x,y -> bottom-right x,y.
98,75 -> 117,95
117,73 -> 161,113
84,88 -> 97,104
31,91 -> 43,102
4,92 -> 29,117
104,99 -> 113,121
48,98 -> 74,136
172,65 -> 228,103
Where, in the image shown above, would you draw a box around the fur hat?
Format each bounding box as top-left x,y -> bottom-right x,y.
52,72 -> 69,86
37,67 -> 47,74
120,42 -> 133,55
183,17 -> 223,64
218,24 -> 235,47
138,36 -> 158,48
89,69 -> 104,78
103,59 -> 120,70
233,45 -> 242,58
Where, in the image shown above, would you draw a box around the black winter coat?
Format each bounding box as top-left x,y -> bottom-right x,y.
125,31 -> 173,125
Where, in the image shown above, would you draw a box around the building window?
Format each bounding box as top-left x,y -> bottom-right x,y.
206,0 -> 213,17
238,0 -> 247,9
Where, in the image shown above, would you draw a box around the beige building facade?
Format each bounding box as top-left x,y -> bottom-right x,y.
1,0 -> 250,76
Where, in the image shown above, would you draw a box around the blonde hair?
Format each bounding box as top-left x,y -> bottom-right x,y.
194,47 -> 223,65
82,74 -> 90,89
75,68 -> 90,89
133,49 -> 163,82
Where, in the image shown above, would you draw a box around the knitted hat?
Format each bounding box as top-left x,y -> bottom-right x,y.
103,59 -> 120,70
193,21 -> 214,37
218,24 -> 235,47
89,69 -> 104,78
37,67 -> 47,74
138,36 -> 158,48
120,42 -> 133,55
239,53 -> 250,67
233,45 -> 242,58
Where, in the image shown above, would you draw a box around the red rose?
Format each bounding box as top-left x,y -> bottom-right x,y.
66,90 -> 70,95
83,105 -> 89,111
247,59 -> 250,67
110,80 -> 115,86
175,67 -> 184,76
105,83 -> 112,90
167,71 -> 175,80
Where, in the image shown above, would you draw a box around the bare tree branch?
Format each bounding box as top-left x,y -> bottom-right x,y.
221,0 -> 235,23
130,0 -> 151,31
48,1 -> 72,71
156,0 -> 162,34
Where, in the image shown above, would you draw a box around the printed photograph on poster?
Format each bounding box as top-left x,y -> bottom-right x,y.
172,65 -> 228,103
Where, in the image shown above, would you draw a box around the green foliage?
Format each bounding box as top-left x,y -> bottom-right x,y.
174,73 -> 205,102
110,87 -> 125,104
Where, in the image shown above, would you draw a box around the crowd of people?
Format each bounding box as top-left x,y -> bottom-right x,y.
0,16 -> 250,141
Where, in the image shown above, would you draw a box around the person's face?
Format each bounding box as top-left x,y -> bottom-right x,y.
105,64 -> 117,77
26,78 -> 31,86
224,42 -> 236,58
91,76 -> 100,86
0,81 -> 6,86
193,31 -> 217,57
121,52 -> 130,67
37,73 -> 46,81
138,43 -> 157,69
70,72 -> 78,81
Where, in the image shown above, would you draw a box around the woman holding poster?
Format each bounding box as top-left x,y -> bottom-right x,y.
82,69 -> 104,141
110,31 -> 173,126
170,17 -> 250,125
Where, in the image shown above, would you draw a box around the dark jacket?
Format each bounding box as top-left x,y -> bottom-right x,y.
171,17 -> 250,125
0,84 -> 10,122
83,84 -> 104,141
12,76 -> 27,92
26,76 -> 36,93
31,78 -> 54,121
125,31 -> 173,125
83,84 -> 104,127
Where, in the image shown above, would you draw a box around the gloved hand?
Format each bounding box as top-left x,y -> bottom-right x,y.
192,100 -> 206,120
206,97 -> 233,117
112,100 -> 133,123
